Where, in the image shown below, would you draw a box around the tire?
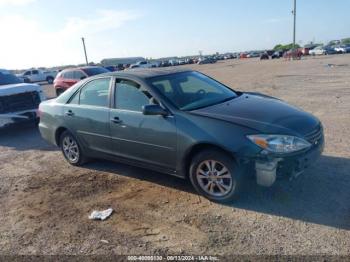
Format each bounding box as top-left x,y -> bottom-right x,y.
189,150 -> 243,203
56,88 -> 64,97
34,118 -> 40,127
59,130 -> 88,166
47,77 -> 54,84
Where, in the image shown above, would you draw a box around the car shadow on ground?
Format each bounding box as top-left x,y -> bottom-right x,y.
86,155 -> 350,230
0,123 -> 56,151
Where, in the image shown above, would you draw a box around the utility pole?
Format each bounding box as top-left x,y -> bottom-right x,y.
292,0 -> 297,50
81,37 -> 88,65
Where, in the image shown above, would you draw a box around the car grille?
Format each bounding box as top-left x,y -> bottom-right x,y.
305,125 -> 323,145
0,91 -> 41,114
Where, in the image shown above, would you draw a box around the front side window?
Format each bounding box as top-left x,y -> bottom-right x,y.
115,79 -> 152,112
79,78 -> 110,107
148,71 -> 237,111
24,71 -> 31,76
32,70 -> 39,75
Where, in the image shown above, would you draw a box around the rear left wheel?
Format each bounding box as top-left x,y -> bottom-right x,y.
60,130 -> 88,166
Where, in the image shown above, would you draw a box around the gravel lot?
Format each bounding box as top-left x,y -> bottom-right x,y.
0,55 -> 349,256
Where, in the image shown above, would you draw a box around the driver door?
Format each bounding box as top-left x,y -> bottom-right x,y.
109,78 -> 177,170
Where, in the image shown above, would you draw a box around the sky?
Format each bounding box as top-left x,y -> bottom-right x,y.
0,0 -> 349,69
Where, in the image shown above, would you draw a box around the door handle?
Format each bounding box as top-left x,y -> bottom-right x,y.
65,110 -> 74,116
111,117 -> 122,124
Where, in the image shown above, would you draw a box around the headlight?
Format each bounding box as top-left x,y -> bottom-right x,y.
247,134 -> 311,154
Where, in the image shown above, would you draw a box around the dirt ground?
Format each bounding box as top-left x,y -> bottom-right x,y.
0,55 -> 349,256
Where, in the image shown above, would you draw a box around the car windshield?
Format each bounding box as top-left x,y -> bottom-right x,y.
82,67 -> 109,76
0,72 -> 23,86
148,71 -> 238,111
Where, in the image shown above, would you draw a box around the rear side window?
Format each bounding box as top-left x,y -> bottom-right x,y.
63,71 -> 74,79
73,71 -> 86,80
115,79 -> 152,112
79,78 -> 110,107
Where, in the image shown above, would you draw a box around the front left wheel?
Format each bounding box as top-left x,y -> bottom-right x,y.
189,150 -> 244,203
60,130 -> 88,166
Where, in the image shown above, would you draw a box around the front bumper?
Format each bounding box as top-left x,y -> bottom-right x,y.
0,110 -> 38,127
253,136 -> 324,186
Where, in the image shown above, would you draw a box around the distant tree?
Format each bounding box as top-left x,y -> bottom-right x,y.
273,44 -> 284,50
274,43 -> 300,51
328,40 -> 341,46
341,38 -> 350,45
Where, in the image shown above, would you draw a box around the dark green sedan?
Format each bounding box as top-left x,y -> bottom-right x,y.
39,68 -> 324,203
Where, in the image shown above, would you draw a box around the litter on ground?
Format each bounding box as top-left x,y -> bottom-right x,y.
88,208 -> 114,221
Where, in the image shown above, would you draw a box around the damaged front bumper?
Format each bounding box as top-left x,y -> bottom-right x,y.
0,110 -> 39,128
253,137 -> 325,187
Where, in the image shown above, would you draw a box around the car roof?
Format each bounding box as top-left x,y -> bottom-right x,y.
61,66 -> 103,72
104,67 -> 192,80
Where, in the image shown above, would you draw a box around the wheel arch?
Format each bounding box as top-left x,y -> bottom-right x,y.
55,126 -> 68,146
181,142 -> 236,179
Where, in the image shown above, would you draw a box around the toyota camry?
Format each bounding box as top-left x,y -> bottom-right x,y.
39,68 -> 324,203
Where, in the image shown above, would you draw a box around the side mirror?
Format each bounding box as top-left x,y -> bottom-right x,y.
142,104 -> 169,116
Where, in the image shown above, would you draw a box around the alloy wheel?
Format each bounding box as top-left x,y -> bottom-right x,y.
62,135 -> 80,163
196,160 -> 234,197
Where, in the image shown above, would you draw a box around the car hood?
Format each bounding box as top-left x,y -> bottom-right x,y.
191,93 -> 320,137
0,83 -> 43,96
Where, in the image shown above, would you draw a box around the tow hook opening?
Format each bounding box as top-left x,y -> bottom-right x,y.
255,159 -> 281,187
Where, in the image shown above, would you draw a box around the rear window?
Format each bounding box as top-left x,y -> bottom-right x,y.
82,67 -> 109,76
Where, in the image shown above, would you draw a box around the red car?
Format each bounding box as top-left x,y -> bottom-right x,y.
54,66 -> 109,96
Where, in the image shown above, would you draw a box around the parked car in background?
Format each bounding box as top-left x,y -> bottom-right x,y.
260,53 -> 269,60
17,69 -> 58,84
324,46 -> 338,55
177,60 -> 186,65
39,68 -> 324,203
54,66 -> 109,96
247,52 -> 260,58
345,45 -> 350,53
334,45 -> 347,54
271,51 -> 282,59
197,57 -> 216,64
309,46 -> 326,56
0,69 -> 45,127
284,49 -> 303,60
130,61 -> 156,69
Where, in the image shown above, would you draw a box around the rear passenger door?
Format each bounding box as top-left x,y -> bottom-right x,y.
63,77 -> 112,154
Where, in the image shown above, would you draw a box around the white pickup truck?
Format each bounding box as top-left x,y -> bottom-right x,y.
129,61 -> 158,69
0,69 -> 46,127
17,69 -> 58,84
